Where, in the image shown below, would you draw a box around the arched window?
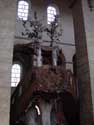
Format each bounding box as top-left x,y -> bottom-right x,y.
47,6 -> 57,24
17,0 -> 29,20
11,64 -> 21,87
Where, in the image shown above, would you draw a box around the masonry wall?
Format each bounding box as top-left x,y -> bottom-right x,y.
0,0 -> 16,124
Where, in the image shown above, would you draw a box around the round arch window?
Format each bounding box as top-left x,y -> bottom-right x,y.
11,64 -> 21,87
17,0 -> 29,20
47,6 -> 57,24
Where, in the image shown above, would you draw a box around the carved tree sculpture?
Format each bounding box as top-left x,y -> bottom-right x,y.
22,11 -> 45,45
45,15 -> 63,47
22,12 -> 63,47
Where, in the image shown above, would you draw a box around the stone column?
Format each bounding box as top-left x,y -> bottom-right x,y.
72,0 -> 94,124
0,0 -> 16,125
40,101 -> 52,125
81,0 -> 94,123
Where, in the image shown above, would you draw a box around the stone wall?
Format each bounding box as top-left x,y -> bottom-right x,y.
0,0 -> 16,124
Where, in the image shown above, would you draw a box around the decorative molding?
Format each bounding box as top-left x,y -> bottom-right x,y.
88,0 -> 94,11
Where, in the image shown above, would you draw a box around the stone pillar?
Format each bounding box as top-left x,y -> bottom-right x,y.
81,0 -> 94,123
72,0 -> 94,124
0,0 -> 16,125
40,101 -> 52,125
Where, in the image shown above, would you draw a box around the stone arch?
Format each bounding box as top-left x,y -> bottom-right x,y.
13,44 -> 34,77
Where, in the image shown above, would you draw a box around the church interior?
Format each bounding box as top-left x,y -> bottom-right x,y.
0,0 -> 94,125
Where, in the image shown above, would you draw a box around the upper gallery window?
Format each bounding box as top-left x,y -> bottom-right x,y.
11,64 -> 21,87
47,6 -> 57,24
17,0 -> 29,20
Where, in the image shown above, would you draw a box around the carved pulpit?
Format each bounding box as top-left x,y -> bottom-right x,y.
10,45 -> 79,125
